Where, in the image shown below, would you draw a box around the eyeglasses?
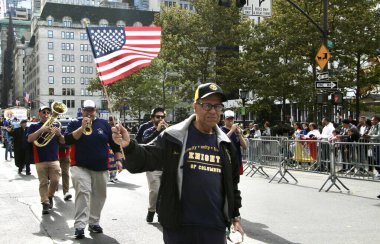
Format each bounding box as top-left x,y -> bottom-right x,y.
41,111 -> 50,114
197,102 -> 224,112
155,115 -> 165,119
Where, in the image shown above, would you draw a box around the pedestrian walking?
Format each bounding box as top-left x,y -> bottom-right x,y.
64,100 -> 123,239
142,107 -> 167,223
112,83 -> 244,244
27,106 -> 64,215
8,119 -> 30,174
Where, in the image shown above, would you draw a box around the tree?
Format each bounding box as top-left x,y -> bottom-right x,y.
1,15 -> 15,107
329,0 -> 380,119
154,0 -> 252,97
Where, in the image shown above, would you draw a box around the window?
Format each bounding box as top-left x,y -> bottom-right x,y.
49,88 -> 54,95
61,43 -> 66,50
116,20 -> 125,27
48,30 -> 53,38
71,77 -> 75,84
99,19 -> 108,27
47,16 -> 54,26
81,88 -> 85,95
80,33 -> 88,40
48,65 -> 54,72
71,66 -> 75,73
48,76 -> 54,84
62,88 -> 67,95
48,53 -> 54,61
62,66 -> 66,73
63,17 -> 72,27
70,55 -> 75,62
48,42 -> 53,49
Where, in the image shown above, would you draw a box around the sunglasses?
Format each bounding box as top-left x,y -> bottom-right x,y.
155,115 -> 165,119
41,110 -> 50,114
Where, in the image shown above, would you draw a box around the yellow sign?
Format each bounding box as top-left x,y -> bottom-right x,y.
315,44 -> 331,70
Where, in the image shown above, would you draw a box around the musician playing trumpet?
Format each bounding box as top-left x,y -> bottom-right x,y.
141,107 -> 167,223
220,110 -> 248,175
64,99 -> 123,239
27,105 -> 65,215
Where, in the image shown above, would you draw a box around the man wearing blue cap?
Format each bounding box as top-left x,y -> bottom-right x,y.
112,83 -> 244,244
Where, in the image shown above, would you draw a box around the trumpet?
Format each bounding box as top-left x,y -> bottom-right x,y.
242,128 -> 251,138
83,118 -> 92,135
34,102 -> 67,147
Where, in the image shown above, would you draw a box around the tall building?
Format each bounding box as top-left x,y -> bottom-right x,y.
24,2 -> 155,117
134,0 -> 193,11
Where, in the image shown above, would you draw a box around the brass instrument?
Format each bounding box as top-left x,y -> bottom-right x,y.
83,118 -> 92,135
242,128 -> 251,138
34,102 -> 68,147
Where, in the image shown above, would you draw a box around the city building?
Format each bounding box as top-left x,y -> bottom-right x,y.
24,2 -> 155,118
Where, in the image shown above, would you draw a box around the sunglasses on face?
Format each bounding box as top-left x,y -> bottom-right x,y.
155,115 -> 165,119
41,110 -> 50,114
197,102 -> 224,112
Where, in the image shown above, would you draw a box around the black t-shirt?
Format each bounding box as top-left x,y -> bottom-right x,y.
181,123 -> 225,230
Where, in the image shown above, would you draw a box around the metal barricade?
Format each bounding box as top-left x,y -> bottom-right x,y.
245,138 -> 297,183
284,138 -> 330,174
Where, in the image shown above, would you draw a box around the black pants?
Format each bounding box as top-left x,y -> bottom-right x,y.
163,226 -> 226,244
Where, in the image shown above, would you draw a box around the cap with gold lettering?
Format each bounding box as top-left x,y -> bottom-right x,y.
194,83 -> 227,102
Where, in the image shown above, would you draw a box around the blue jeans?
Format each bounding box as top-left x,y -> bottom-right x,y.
5,141 -> 13,160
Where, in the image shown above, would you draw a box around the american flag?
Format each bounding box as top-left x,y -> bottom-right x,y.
23,91 -> 29,103
87,26 -> 161,85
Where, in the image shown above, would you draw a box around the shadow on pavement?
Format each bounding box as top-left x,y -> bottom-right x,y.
106,181 -> 141,190
9,174 -> 37,182
150,222 -> 163,233
242,219 -> 300,244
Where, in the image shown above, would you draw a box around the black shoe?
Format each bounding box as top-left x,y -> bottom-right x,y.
64,192 -> 72,201
42,203 -> 50,214
146,211 -> 155,223
88,224 -> 103,233
75,228 -> 85,239
26,172 -> 31,175
48,197 -> 53,209
377,195 -> 380,199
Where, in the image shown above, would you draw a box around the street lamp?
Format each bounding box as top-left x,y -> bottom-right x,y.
239,89 -> 249,128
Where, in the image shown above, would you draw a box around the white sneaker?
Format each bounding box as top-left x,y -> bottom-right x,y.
64,192 -> 72,201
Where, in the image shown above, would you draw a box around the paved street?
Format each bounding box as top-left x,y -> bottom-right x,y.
1,145 -> 380,244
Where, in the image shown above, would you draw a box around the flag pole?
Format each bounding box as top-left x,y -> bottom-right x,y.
102,84 -> 126,161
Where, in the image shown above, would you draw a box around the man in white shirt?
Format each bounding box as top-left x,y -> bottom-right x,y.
319,117 -> 335,140
319,117 -> 335,171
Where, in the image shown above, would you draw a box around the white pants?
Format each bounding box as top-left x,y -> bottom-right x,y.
146,170 -> 162,212
71,166 -> 108,229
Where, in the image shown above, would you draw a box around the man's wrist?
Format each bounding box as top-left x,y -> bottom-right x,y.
232,216 -> 241,222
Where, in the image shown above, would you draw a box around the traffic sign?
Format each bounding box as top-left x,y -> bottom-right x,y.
316,72 -> 329,81
315,44 -> 331,70
315,81 -> 337,89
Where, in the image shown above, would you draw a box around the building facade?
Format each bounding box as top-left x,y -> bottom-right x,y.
24,2 -> 155,117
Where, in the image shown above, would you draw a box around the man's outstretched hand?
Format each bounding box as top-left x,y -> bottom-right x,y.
112,124 -> 131,148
